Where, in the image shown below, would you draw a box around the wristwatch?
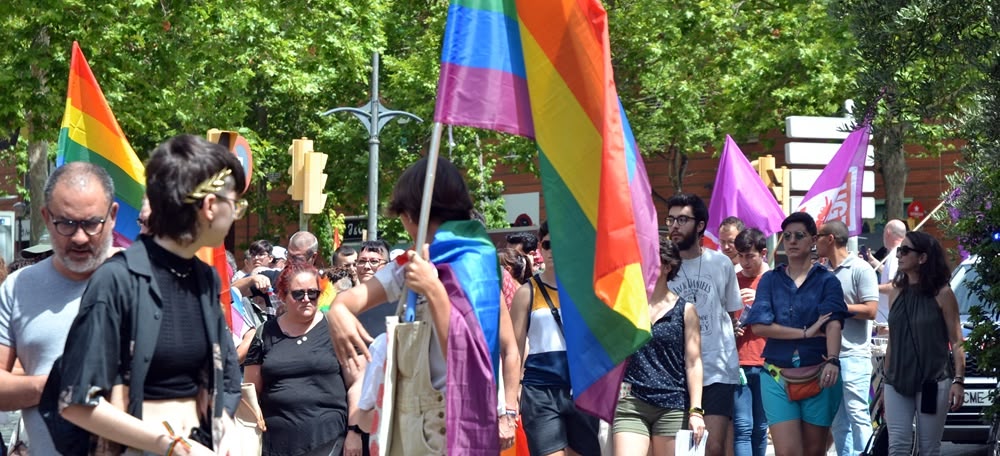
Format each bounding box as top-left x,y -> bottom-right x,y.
347,424 -> 363,434
827,357 -> 841,368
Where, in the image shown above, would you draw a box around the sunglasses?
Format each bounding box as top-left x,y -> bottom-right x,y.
897,245 -> 923,256
782,231 -> 810,241
541,240 -> 551,250
289,288 -> 321,302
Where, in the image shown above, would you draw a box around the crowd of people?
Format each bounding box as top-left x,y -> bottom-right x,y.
0,133 -> 968,456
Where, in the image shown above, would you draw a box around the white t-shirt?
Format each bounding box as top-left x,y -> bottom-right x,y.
876,247 -> 899,325
668,248 -> 742,385
373,262 -> 447,391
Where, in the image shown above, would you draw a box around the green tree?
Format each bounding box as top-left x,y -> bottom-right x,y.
834,0 -> 992,220
606,0 -> 858,192
942,12 -> 1000,420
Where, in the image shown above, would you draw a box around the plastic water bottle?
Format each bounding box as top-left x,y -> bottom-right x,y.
791,349 -> 801,368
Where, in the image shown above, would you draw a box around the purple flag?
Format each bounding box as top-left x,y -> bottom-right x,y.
705,136 -> 787,249
796,125 -> 871,236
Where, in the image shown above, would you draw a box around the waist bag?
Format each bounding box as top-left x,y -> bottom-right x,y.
768,363 -> 824,401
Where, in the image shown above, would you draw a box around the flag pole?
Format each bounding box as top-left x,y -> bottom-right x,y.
396,121 -> 445,319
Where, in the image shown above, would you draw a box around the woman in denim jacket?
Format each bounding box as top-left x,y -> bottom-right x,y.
743,212 -> 851,456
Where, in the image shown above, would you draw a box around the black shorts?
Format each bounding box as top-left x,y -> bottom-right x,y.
703,382 -> 737,418
520,385 -> 601,456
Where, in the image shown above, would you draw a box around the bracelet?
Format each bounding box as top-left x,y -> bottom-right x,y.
165,437 -> 189,456
504,408 -> 519,418
347,424 -> 364,434
802,328 -> 807,339
953,379 -> 965,386
688,406 -> 705,416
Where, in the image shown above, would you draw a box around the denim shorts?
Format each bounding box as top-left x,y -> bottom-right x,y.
761,363 -> 843,426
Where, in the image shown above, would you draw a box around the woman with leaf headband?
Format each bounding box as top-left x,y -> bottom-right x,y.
53,135 -> 246,455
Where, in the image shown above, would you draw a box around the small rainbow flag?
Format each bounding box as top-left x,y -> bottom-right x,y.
435,0 -> 660,421
57,42 -> 146,247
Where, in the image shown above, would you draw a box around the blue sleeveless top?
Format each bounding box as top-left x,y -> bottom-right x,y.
623,297 -> 689,409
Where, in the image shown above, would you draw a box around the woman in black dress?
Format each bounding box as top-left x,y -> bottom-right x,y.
244,260 -> 355,456
57,134 -> 245,455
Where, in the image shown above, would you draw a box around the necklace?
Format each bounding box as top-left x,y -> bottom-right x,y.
167,266 -> 192,278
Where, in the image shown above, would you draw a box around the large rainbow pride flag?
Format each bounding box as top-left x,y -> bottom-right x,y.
435,0 -> 660,421
57,41 -> 145,246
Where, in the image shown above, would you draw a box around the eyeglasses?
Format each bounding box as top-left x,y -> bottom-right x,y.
290,288 -> 321,301
782,231 -> 810,241
214,194 -> 248,220
253,252 -> 272,259
357,258 -> 387,268
49,205 -> 113,237
665,216 -> 695,226
541,240 -> 551,250
136,217 -> 148,228
897,245 -> 923,256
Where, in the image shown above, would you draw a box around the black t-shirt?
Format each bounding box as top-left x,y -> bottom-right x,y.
144,238 -> 208,399
245,317 -> 347,456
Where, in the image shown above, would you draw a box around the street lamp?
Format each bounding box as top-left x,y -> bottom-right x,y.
321,51 -> 422,241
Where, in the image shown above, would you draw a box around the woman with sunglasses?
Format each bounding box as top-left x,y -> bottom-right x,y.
244,260 -> 355,456
741,212 -> 850,456
883,231 -> 963,456
54,135 -> 246,455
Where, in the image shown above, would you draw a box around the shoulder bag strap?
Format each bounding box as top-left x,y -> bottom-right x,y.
532,275 -> 563,334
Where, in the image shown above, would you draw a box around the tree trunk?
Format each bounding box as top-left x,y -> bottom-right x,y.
877,123 -> 908,221
27,139 -> 48,243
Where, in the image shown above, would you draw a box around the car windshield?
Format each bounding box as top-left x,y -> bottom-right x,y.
950,260 -> 985,316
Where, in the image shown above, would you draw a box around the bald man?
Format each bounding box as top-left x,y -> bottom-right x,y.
871,220 -> 906,325
287,231 -> 319,265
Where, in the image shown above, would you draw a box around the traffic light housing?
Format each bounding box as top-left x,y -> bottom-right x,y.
288,138 -> 310,201
302,151 -> 329,214
752,155 -> 790,214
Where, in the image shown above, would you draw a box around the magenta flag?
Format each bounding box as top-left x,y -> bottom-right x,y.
706,136 -> 787,249
796,125 -> 871,236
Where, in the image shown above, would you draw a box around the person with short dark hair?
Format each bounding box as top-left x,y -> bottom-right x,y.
664,193 -> 741,456
55,134 -> 246,455
815,220 -> 878,456
732,227 -> 770,456
718,216 -> 746,267
507,231 -> 542,273
613,235 -> 706,454
883,231 -> 964,456
741,212 -> 849,456
327,157 -> 518,453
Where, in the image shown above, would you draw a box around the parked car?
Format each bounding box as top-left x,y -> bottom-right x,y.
943,255 -> 998,444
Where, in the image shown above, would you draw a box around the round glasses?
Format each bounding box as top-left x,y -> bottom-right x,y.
215,194 -> 248,220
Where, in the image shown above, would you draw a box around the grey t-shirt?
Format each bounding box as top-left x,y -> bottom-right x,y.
0,258 -> 88,455
829,255 -> 880,357
668,248 -> 742,385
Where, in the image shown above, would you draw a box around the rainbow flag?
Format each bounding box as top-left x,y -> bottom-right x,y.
435,0 -> 659,421
57,42 -> 145,246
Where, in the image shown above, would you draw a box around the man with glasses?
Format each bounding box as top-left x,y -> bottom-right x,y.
718,216 -> 746,269
355,240 -> 393,337
815,220 -> 878,456
0,162 -> 118,454
665,193 -> 742,456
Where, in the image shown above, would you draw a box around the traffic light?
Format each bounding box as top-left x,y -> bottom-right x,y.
288,138 -> 310,201
752,154 -> 790,214
302,151 -> 329,214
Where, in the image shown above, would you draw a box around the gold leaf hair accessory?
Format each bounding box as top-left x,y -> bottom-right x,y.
183,168 -> 233,204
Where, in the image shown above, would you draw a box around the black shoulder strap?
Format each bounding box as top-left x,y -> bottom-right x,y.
532,275 -> 563,333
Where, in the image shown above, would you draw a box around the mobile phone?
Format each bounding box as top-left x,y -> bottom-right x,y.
860,245 -> 871,260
